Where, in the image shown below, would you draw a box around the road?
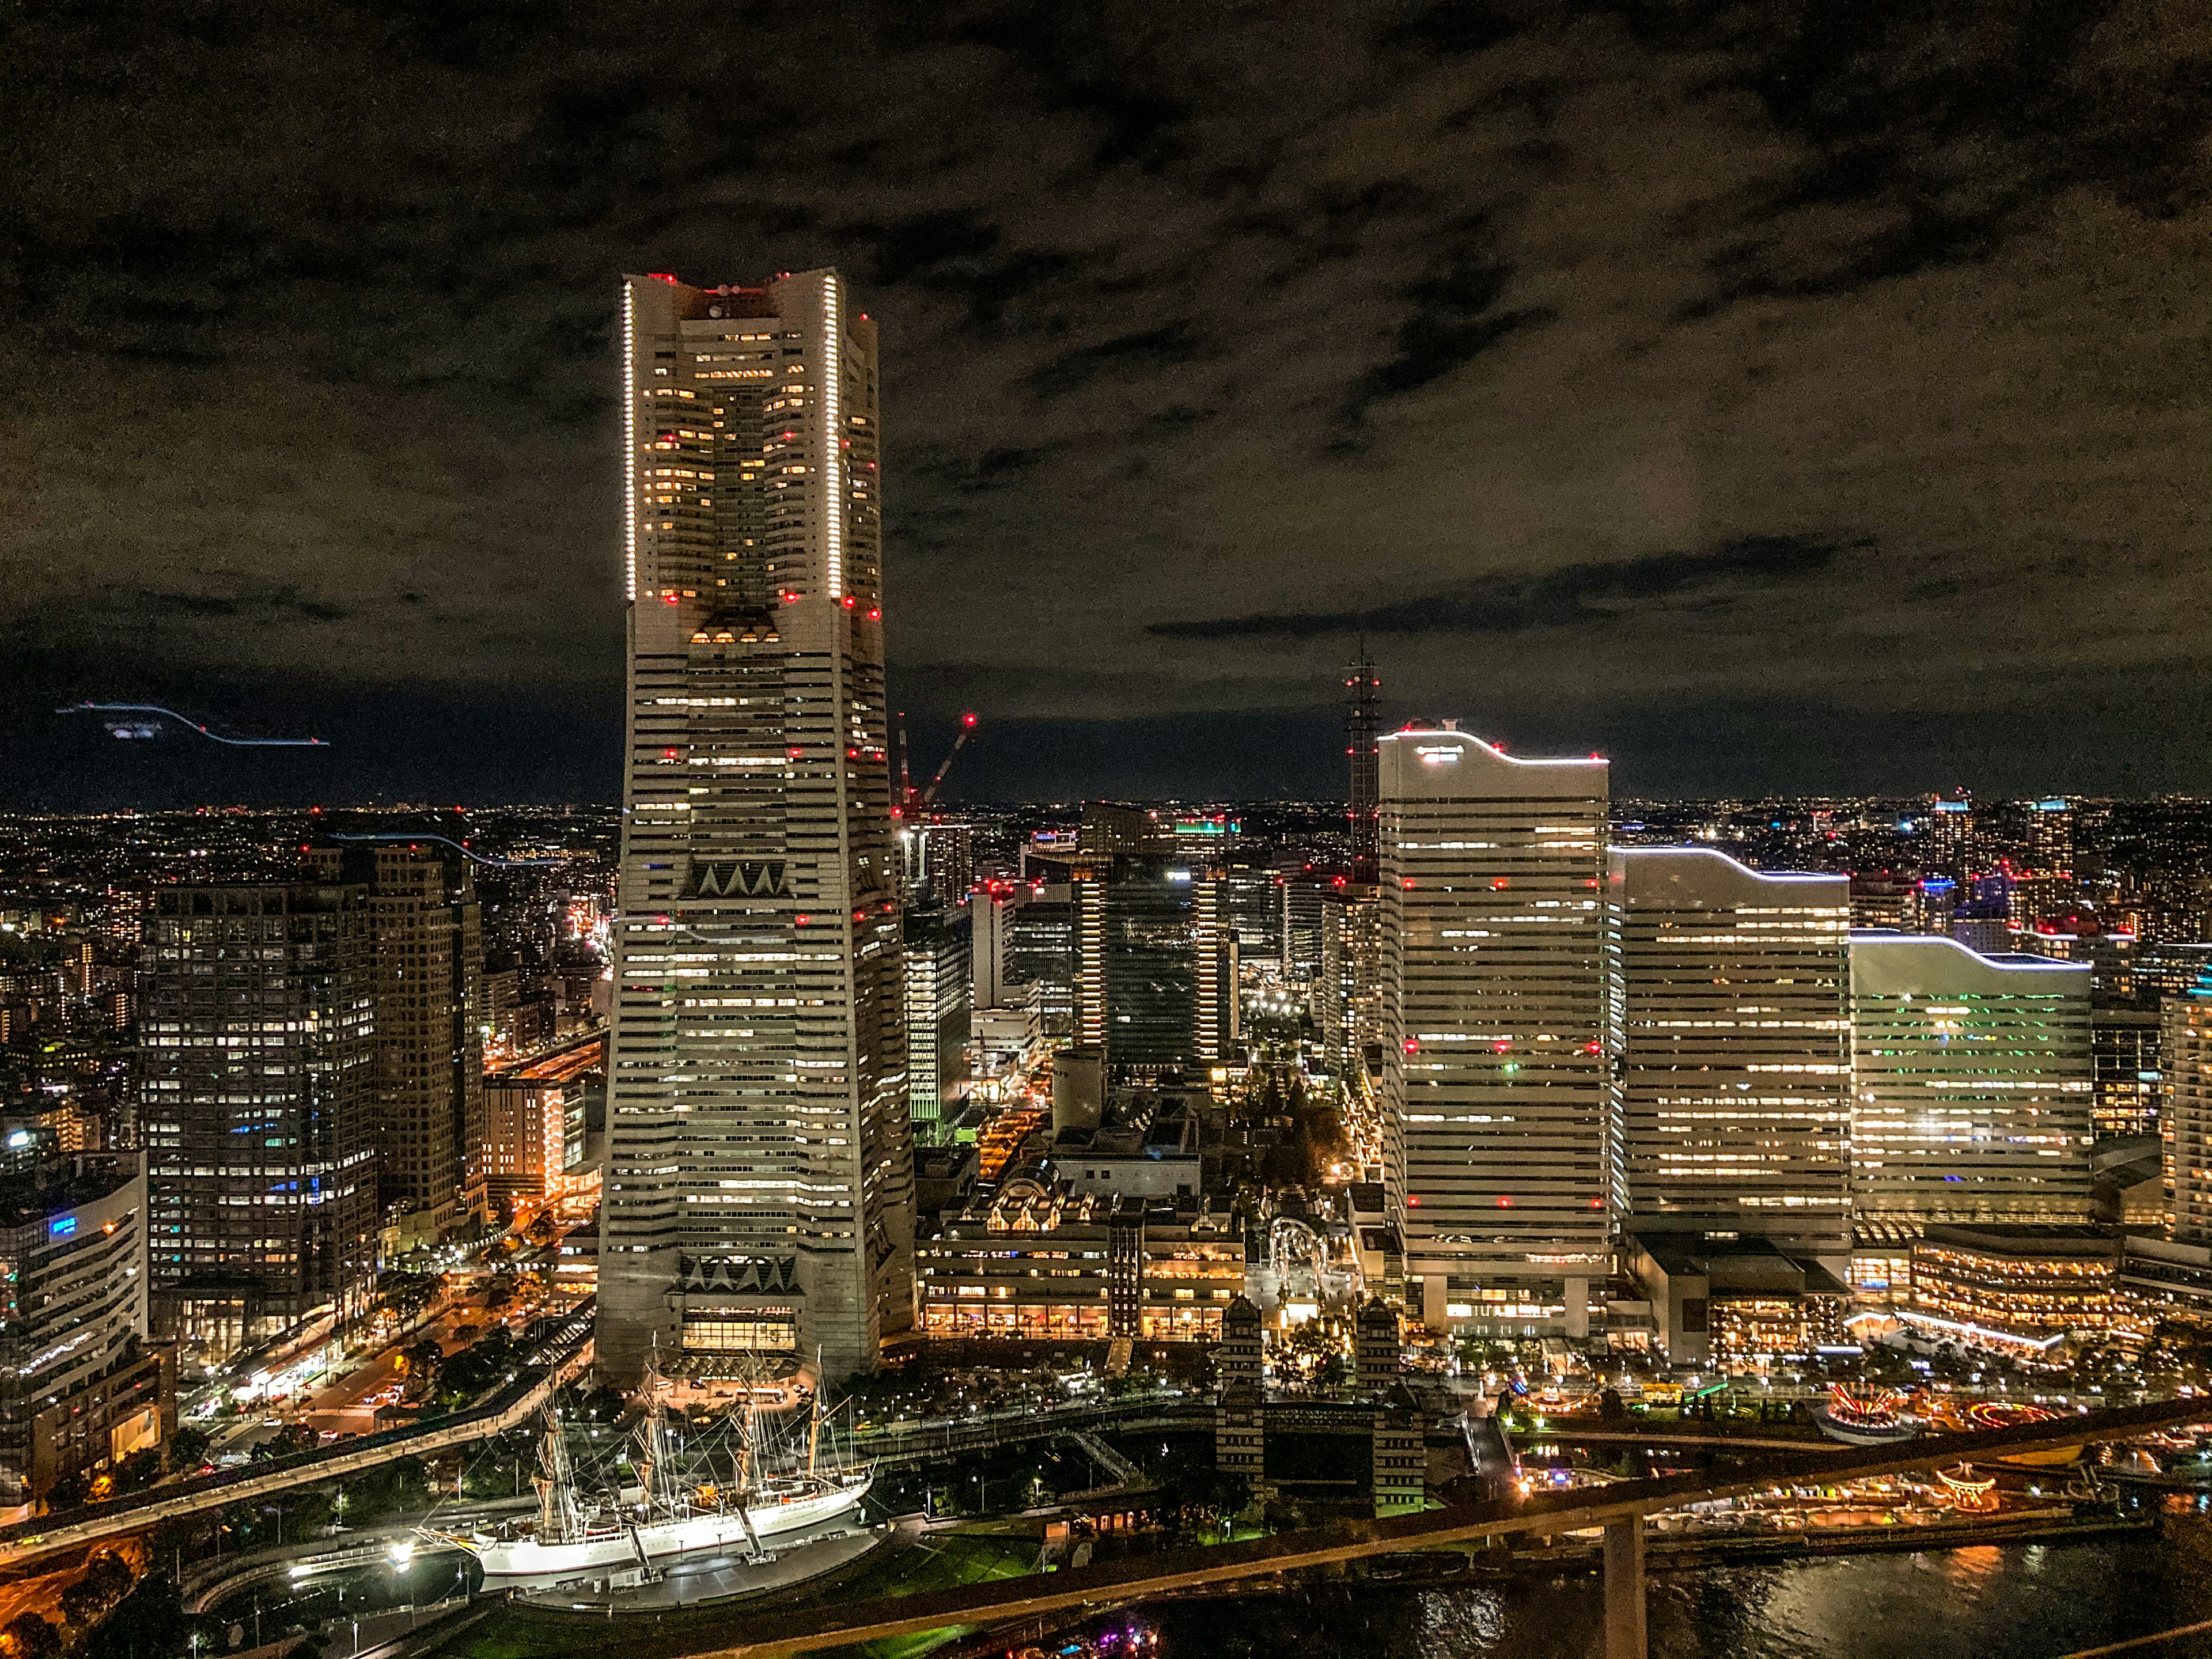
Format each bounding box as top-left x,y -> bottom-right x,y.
199,1283 -> 574,1458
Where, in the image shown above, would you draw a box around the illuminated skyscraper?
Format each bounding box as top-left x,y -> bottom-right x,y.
600,270 -> 912,1385
903,901 -> 972,1146
139,884 -> 378,1364
2024,797 -> 2077,923
1380,725 -> 1609,1336
2165,977 -> 2212,1241
1848,933 -> 2094,1227
1071,855 -> 1234,1071
317,844 -> 485,1239
1606,849 -> 1852,1259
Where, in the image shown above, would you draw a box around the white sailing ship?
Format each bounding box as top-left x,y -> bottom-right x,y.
427,1353 -> 870,1584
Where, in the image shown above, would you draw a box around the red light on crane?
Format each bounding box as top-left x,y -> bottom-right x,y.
962,713 -> 978,728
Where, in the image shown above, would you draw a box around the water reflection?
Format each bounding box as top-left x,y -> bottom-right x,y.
1147,1520 -> 2212,1659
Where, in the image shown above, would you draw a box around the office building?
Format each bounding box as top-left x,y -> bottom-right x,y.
904,901 -> 972,1146
479,1032 -> 602,1217
600,268 -> 912,1385
139,884 -> 378,1364
1379,724 -> 1609,1336
318,844 -> 486,1239
1279,874 -> 1329,979
1080,802 -> 1166,858
915,1179 -> 1242,1342
1071,856 -> 1234,1073
1607,849 -> 1853,1259
1848,933 -> 2094,1230
1908,1223 -> 2120,1354
2093,1007 -> 2162,1138
2166,975 -> 2212,1243
1627,1234 -> 1849,1372
0,1152 -> 169,1507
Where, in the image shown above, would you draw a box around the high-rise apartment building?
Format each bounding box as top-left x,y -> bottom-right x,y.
1605,849 -> 1852,1259
2165,976 -> 2212,1242
1848,933 -> 2094,1228
899,822 -> 975,907
139,885 -> 377,1364
1923,794 -> 1974,879
600,270 -> 911,1385
1379,725 -> 1609,1336
318,846 -> 484,1238
1319,887 -> 1384,1077
2023,797 -> 2077,923
903,902 -> 972,1146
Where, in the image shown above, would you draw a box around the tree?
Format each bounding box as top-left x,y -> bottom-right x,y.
1598,1388 -> 1626,1422
43,1471 -> 89,1514
399,1338 -> 446,1401
80,1575 -> 183,1659
60,1553 -> 134,1628
2,1612 -> 62,1658
169,1425 -> 213,1467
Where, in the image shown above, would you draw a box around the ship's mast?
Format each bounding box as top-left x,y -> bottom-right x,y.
533,1404 -> 585,1545
808,1349 -> 824,1476
634,1341 -> 679,1517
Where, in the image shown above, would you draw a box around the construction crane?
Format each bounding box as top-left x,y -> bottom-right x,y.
895,711 -> 978,820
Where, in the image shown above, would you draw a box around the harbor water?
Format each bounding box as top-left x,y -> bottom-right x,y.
1147,1515 -> 2212,1658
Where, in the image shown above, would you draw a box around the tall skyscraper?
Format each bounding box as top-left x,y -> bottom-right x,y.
139,884 -> 377,1364
1344,647 -> 1380,884
318,845 -> 485,1238
1380,725 -> 1609,1337
903,901 -> 972,1146
1605,849 -> 1853,1260
2164,975 -> 2212,1241
2024,797 -> 2077,924
1319,886 -> 1382,1077
600,269 -> 912,1385
1848,933 -> 2094,1228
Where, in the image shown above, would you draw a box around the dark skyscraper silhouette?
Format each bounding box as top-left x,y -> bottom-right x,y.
1346,645 -> 1381,884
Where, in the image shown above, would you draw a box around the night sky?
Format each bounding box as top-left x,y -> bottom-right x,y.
3,1 -> 2207,809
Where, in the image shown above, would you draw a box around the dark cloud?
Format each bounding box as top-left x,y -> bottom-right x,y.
0,0 -> 2206,805
1149,533 -> 1862,639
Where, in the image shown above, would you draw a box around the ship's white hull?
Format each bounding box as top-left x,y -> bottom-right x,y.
465,1478 -> 867,1581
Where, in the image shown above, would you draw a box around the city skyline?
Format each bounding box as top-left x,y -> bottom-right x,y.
1,10 -> 2210,1653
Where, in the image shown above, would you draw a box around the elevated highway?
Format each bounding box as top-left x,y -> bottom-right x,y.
0,1302 -> 596,1570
